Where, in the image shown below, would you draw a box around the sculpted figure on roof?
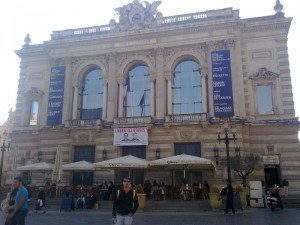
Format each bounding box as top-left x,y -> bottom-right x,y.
113,0 -> 162,30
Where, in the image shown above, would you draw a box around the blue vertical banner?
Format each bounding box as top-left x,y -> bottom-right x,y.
211,50 -> 234,117
47,67 -> 66,125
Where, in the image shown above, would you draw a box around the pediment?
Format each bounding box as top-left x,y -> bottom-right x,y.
249,67 -> 279,80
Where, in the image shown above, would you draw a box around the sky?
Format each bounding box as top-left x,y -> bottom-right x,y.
0,0 -> 299,134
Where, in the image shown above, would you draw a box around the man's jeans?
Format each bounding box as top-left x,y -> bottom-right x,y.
115,214 -> 133,225
11,209 -> 28,225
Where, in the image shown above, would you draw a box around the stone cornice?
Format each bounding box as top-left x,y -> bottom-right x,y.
241,17 -> 292,33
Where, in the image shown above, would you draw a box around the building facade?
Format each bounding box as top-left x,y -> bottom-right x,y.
8,0 -> 300,194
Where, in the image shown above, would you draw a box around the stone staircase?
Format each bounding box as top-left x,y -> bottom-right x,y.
27,196 -> 300,212
281,196 -> 300,208
28,198 -> 211,212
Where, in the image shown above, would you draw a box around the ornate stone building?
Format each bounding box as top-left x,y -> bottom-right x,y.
9,0 -> 299,194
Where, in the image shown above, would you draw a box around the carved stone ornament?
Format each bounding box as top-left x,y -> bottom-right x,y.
249,67 -> 279,80
113,0 -> 162,31
24,87 -> 44,97
78,134 -> 89,143
180,131 -> 193,140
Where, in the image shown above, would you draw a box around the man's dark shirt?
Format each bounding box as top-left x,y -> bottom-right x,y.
226,184 -> 234,196
112,189 -> 139,217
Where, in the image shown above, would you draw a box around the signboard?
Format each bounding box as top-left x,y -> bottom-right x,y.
114,127 -> 148,146
211,50 -> 234,117
47,67 -> 66,125
263,155 -> 280,165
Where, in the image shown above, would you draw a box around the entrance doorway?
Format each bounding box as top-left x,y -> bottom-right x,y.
174,142 -> 202,185
72,146 -> 95,186
114,146 -> 146,185
264,166 -> 281,187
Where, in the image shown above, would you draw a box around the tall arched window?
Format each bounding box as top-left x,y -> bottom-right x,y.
81,68 -> 103,119
173,60 -> 202,114
124,64 -> 150,117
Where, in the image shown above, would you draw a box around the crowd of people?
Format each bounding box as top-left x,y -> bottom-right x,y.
0,177 -> 215,224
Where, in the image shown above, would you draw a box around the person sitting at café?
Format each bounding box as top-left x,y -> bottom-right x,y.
159,181 -> 167,200
86,191 -> 97,209
76,195 -> 85,209
143,180 -> 152,198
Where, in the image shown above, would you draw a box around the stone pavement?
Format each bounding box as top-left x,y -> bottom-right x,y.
1,208 -> 300,225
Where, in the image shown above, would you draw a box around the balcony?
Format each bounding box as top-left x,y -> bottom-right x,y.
165,113 -> 208,123
65,119 -> 102,128
114,116 -> 153,126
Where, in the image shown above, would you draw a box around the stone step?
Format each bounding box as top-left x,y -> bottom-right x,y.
28,196 -> 300,212
28,198 -> 211,212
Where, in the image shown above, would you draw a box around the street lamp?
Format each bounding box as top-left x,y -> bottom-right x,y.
102,149 -> 107,160
155,148 -> 161,159
37,151 -> 43,162
217,125 -> 236,181
0,140 -> 10,186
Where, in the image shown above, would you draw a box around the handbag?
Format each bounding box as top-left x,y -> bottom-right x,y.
1,198 -> 10,213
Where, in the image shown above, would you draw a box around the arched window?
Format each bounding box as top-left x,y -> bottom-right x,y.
124,64 -> 150,117
81,68 -> 103,119
173,60 -> 202,114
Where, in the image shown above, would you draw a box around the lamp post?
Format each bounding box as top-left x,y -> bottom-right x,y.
217,125 -> 236,181
37,150 -> 43,162
155,148 -> 161,159
102,149 -> 107,160
0,140 -> 10,186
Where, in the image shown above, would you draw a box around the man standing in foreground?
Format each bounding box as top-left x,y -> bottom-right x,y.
112,177 -> 139,225
9,177 -> 29,225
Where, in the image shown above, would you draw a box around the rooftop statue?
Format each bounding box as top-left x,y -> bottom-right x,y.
113,0 -> 162,31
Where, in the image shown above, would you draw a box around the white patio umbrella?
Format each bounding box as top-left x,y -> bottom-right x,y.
62,160 -> 94,171
17,162 -> 53,172
94,155 -> 149,178
51,145 -> 63,184
150,153 -> 215,178
62,160 -> 94,186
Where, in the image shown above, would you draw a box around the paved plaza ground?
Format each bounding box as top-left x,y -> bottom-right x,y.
1,208 -> 300,225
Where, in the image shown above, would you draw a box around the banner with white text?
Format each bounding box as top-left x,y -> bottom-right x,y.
114,127 -> 148,146
47,67 -> 66,125
211,50 -> 234,117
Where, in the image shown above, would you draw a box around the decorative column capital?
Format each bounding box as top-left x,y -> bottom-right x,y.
201,67 -> 209,77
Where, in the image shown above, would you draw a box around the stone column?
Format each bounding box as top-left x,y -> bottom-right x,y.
106,53 -> 117,122
150,75 -> 155,116
102,79 -> 108,120
72,81 -> 79,120
62,58 -> 72,123
166,73 -> 173,115
118,78 -> 124,117
155,48 -> 165,120
201,67 -> 208,113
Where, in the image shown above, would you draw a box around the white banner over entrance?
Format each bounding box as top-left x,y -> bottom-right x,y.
114,127 -> 148,146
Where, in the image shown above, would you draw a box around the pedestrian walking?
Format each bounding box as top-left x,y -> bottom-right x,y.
112,177 -> 139,225
7,177 -> 29,225
35,187 -> 46,213
224,178 -> 235,215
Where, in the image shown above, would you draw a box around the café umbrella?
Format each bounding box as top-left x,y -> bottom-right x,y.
51,145 -> 63,184
16,162 -> 53,172
94,155 -> 149,178
62,160 -> 94,187
149,153 -> 216,178
62,160 -> 94,171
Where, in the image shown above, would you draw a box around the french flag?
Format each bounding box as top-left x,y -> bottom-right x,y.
123,76 -> 130,106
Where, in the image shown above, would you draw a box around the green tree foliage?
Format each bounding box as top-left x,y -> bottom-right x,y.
230,153 -> 262,187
